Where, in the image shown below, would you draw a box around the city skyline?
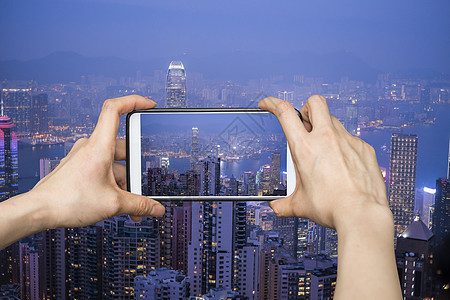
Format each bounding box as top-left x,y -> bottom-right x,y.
0,64 -> 449,299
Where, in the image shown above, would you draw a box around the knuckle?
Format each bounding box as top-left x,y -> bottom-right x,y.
277,100 -> 294,116
308,94 -> 327,104
102,99 -> 117,111
136,197 -> 149,216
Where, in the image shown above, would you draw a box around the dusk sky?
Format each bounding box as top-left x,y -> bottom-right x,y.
141,112 -> 282,136
1,0 -> 449,73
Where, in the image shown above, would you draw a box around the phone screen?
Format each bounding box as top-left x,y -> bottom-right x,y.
131,109 -> 291,199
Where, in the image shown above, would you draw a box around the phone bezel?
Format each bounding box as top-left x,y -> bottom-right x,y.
126,108 -> 295,201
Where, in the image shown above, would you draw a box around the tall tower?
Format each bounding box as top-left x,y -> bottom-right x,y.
200,157 -> 220,196
388,134 -> 418,239
270,152 -> 281,192
190,127 -> 200,170
433,178 -> 450,247
344,99 -> 358,136
0,116 -> 18,202
165,61 -> 186,108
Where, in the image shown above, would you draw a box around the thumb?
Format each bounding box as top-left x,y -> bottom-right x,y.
117,190 -> 165,218
269,196 -> 296,218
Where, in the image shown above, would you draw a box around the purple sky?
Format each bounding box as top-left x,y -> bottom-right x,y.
1,0 -> 449,72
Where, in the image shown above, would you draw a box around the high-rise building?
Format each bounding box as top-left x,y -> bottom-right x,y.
396,216 -> 435,299
200,157 -> 220,196
31,94 -> 49,135
344,99 -> 358,136
272,217 -> 298,258
191,127 -> 200,170
277,91 -> 294,102
433,178 -> 450,247
388,134 -> 418,239
0,89 -> 32,134
270,152 -> 281,192
19,238 -> 39,300
165,61 -> 187,108
0,116 -> 18,202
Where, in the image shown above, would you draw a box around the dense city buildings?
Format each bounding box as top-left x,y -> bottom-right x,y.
388,134 -> 419,239
433,178 -> 450,247
165,61 -> 187,108
0,89 -> 32,135
0,62 -> 449,299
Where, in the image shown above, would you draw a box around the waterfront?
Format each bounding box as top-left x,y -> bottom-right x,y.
17,105 -> 450,195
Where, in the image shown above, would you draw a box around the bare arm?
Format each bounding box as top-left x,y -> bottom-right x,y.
0,95 -> 165,250
258,95 -> 402,300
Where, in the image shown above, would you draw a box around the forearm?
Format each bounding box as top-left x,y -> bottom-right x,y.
0,192 -> 49,250
334,204 -> 402,300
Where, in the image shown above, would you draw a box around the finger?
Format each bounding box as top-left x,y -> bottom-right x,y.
130,216 -> 142,223
258,97 -> 307,148
269,193 -> 305,219
91,95 -> 156,148
117,190 -> 165,217
299,95 -> 333,131
114,139 -> 127,161
112,162 -> 127,190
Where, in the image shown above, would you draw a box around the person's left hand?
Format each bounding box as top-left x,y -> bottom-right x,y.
32,95 -> 165,229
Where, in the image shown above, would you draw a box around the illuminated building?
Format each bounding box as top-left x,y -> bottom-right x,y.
31,94 -> 49,135
19,238 -> 39,300
344,99 -> 358,136
243,171 -> 258,196
191,127 -> 200,170
270,152 -> 281,192
200,157 -> 220,196
272,217 -> 298,258
388,134 -> 418,239
433,178 -> 450,247
396,216 -> 434,299
0,88 -> 32,134
415,187 -> 435,228
258,165 -> 271,195
0,116 -> 18,202
161,157 -> 170,175
165,61 -> 186,108
277,91 -> 294,102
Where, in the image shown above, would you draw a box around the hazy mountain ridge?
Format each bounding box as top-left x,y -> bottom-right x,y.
1,50 -> 384,83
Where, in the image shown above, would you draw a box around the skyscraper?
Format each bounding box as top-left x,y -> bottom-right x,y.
0,89 -> 32,134
200,157 -> 220,196
165,61 -> 186,108
344,99 -> 358,136
388,134 -> 418,238
0,116 -> 18,202
433,178 -> 450,247
191,127 -> 200,170
270,152 -> 281,192
396,216 -> 435,299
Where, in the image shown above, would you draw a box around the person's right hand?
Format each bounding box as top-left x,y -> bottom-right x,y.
258,95 -> 391,231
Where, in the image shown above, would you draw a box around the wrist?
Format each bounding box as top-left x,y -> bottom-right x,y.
333,201 -> 394,238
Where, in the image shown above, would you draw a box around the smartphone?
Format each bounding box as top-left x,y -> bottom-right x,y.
127,108 -> 295,200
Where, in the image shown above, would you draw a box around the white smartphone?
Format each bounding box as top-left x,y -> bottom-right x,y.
126,108 -> 295,200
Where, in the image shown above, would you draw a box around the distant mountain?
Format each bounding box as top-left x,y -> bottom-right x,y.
0,50 -> 381,83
